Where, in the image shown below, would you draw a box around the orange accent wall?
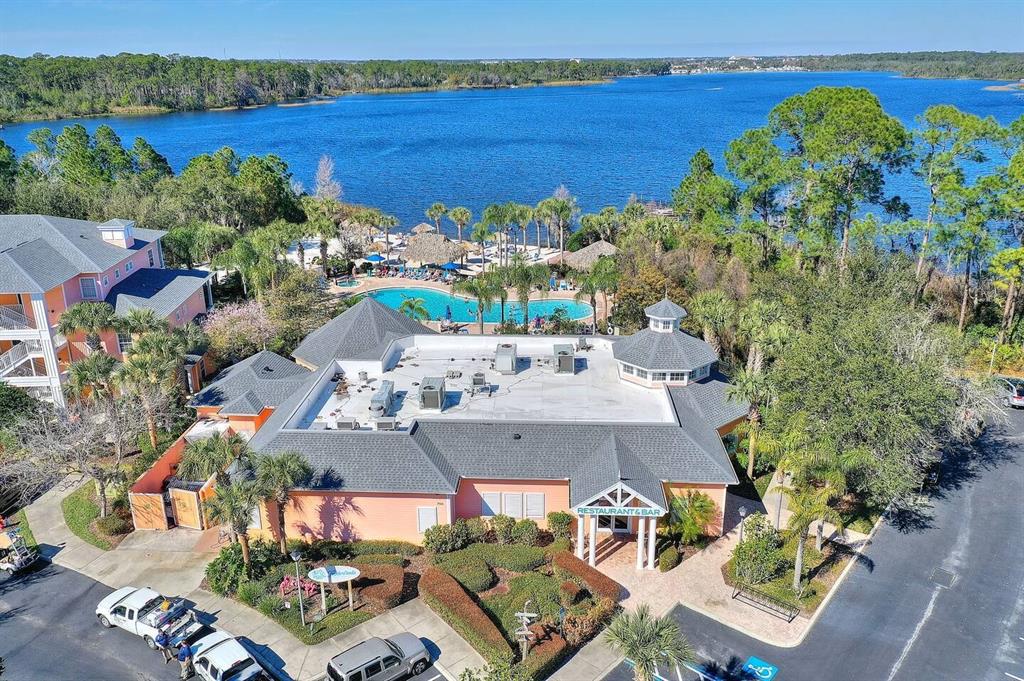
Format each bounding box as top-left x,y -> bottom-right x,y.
224,408 -> 275,433
453,478 -> 570,528
717,416 -> 746,437
664,482 -> 728,536
252,491 -> 450,544
43,287 -> 66,327
132,436 -> 186,494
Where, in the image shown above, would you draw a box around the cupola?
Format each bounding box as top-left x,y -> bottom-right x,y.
644,297 -> 687,333
97,218 -> 135,248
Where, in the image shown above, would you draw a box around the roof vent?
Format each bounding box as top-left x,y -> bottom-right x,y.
512,433 -> 522,440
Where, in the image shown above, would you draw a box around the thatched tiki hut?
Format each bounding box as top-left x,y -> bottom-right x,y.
411,222 -> 435,235
563,240 -> 618,271
402,233 -> 465,266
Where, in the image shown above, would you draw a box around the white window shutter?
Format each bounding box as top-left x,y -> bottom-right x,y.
525,493 -> 545,518
481,492 -> 501,517
249,504 -> 262,529
417,506 -> 438,533
502,493 -> 524,519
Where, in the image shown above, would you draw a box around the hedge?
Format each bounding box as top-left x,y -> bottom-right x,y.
434,554 -> 495,592
419,567 -> 514,665
658,546 -> 680,572
433,543 -> 546,589
350,553 -> 406,566
551,551 -> 622,602
350,540 -> 420,557
522,630 -> 570,680
355,564 -> 405,611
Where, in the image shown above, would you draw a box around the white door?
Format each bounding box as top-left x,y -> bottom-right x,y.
417,506 -> 438,533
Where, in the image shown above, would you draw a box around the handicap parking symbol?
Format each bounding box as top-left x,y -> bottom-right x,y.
743,656 -> 779,680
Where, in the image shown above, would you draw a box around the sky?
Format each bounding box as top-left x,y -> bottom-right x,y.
1,0 -> 1022,60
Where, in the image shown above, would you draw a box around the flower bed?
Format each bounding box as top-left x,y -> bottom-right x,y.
419,566 -> 515,665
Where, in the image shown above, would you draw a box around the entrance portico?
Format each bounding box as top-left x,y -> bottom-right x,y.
573,481 -> 666,570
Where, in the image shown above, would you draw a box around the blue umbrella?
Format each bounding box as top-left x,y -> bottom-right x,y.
366,254 -> 385,263
441,262 -> 459,271
549,275 -> 557,289
445,305 -> 452,322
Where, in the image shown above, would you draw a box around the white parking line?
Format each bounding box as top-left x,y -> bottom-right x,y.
1005,673 -> 1024,681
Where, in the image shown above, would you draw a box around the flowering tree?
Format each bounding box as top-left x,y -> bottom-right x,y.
203,300 -> 278,362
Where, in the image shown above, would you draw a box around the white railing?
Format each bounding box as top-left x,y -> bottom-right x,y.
0,305 -> 33,331
0,340 -> 40,375
52,332 -> 67,347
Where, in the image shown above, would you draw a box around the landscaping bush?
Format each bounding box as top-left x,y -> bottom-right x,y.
545,538 -> 572,556
298,538 -> 420,561
349,553 -> 406,566
560,597 -> 615,647
511,519 -> 539,546
424,519 -> 470,553
551,551 -> 622,602
490,514 -> 516,545
95,512 -> 133,536
481,573 -> 563,636
256,594 -> 283,617
732,512 -> 784,585
522,630 -> 570,680
205,539 -> 283,595
434,554 -> 495,592
472,544 -> 546,572
237,581 -> 264,607
419,567 -> 514,664
356,565 -> 405,611
350,539 -> 420,557
658,546 -> 680,572
545,512 -> 574,542
559,581 -> 581,606
464,516 -> 489,544
272,594 -> 373,645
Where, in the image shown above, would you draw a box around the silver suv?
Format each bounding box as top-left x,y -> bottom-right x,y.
327,634 -> 431,681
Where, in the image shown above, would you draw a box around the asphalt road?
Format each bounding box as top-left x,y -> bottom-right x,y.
604,410 -> 1024,681
0,562 -> 183,681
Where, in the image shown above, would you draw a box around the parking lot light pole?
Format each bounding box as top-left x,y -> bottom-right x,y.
290,549 -> 305,627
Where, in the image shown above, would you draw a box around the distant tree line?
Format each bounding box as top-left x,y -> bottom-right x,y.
0,54 -> 671,123
794,51 -> 1024,81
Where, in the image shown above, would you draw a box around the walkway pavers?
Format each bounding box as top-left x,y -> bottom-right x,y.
23,478 -> 484,681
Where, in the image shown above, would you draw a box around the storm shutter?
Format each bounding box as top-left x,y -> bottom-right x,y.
525,493 -> 545,518
502,493 -> 524,519
481,492 -> 501,517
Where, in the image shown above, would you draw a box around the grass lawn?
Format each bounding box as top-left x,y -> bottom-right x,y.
12,508 -> 36,549
480,572 -> 564,637
271,595 -> 373,645
839,498 -> 885,534
60,483 -> 112,551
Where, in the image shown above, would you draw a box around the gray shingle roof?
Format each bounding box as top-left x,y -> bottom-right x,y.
104,268 -> 211,318
0,215 -> 166,291
0,238 -> 81,293
190,351 -> 311,415
292,297 -> 435,369
645,297 -> 688,319
568,436 -> 666,508
612,328 -> 718,371
669,380 -> 750,431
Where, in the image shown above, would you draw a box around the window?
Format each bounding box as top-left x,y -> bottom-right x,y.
599,516 -> 629,531
117,333 -> 133,354
417,506 -> 438,533
197,659 -> 210,672
208,663 -> 220,679
635,368 -> 649,380
621,364 -> 634,375
526,493 -> 545,518
660,319 -> 675,330
503,492 -> 524,519
364,661 -> 383,677
102,276 -> 109,286
652,372 -> 667,381
175,307 -> 182,322
346,671 -> 363,681
249,504 -> 262,529
481,492 -> 501,517
382,656 -> 400,670
112,606 -> 127,617
669,372 -> 687,382
125,261 -> 134,273
114,269 -> 120,280
147,249 -> 155,267
80,278 -> 98,299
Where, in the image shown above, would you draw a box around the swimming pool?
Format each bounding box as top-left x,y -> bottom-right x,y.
367,287 -> 593,324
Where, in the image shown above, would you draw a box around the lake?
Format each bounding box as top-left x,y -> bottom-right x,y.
3,72 -> 1021,234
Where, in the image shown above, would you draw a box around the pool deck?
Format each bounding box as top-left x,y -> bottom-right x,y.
329,275 -> 609,333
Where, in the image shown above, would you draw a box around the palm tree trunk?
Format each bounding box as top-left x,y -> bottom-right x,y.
958,257 -> 973,333
142,395 -> 159,450
277,502 -> 288,555
297,242 -> 305,269
591,295 -> 598,333
536,222 -> 542,258
816,520 -> 825,552
999,279 -> 1017,346
478,310 -> 484,335
239,532 -> 252,575
746,418 -> 758,480
792,528 -> 807,593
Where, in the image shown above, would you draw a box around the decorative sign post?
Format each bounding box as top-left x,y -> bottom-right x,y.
308,565 -> 362,612
513,599 -> 538,663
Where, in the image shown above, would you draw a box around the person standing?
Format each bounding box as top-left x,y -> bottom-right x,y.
155,630 -> 172,664
177,641 -> 194,680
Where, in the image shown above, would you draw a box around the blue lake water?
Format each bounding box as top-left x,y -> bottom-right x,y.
2,72 -> 1020,233
366,286 -> 592,323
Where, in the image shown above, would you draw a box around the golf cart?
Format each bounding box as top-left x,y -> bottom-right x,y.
0,527 -> 39,574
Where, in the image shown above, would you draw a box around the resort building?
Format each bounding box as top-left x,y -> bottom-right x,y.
169,297 -> 744,569
0,215 -> 214,405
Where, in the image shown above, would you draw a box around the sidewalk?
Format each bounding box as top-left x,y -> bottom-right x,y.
25,478 -> 484,681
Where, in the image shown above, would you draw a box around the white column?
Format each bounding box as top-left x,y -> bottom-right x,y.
32,294 -> 64,408
647,516 -> 657,569
588,515 -> 597,567
576,515 -> 584,559
635,516 -> 646,569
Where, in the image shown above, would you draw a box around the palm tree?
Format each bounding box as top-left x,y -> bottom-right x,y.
725,367 -> 771,480
482,203 -> 509,267
687,290 -> 735,358
115,331 -> 186,449
448,206 -> 472,254
177,433 -> 249,484
206,480 -> 263,574
506,255 -> 549,329
65,352 -> 118,402
667,490 -> 716,547
256,451 -> 313,555
58,301 -> 117,353
573,270 -> 600,333
454,276 -> 502,335
119,308 -> 168,343
470,222 -> 493,272
379,213 -> 399,262
426,202 -> 448,233
590,256 -> 620,330
537,192 -> 576,262
781,482 -> 825,594
510,203 -> 534,252
738,299 -> 784,373
603,604 -> 695,681
487,269 -> 512,325
398,297 -> 430,321
535,199 -> 554,253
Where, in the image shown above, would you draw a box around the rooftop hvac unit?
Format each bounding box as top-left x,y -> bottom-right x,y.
495,343 -> 518,375
553,344 -> 575,374
375,417 -> 397,431
369,380 -> 394,417
418,377 -> 446,410
358,370 -> 369,383
333,417 -> 359,430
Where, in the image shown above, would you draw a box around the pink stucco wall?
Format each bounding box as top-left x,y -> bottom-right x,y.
255,491 -> 451,544
453,478 -> 570,528
63,245 -> 157,307
664,482 -> 728,536
170,287 -> 209,328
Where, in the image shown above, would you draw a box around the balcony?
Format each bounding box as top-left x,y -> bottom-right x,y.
0,305 -> 34,331
0,340 -> 44,378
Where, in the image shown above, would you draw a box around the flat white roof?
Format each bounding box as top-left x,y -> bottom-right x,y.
292,335 -> 676,430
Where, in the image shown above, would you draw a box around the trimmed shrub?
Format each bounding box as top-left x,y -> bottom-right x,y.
545,538 -> 572,556
350,540 -> 420,557
473,544 -> 546,572
511,519 -> 539,546
546,511 -> 574,542
434,554 -> 495,592
424,520 -> 470,554
96,513 -> 133,536
464,516 -> 489,544
419,567 -> 514,664
551,551 -> 622,602
559,581 -> 581,606
349,553 -> 406,566
355,564 -> 405,611
561,597 -> 615,647
236,581 -> 264,607
732,512 -> 784,585
490,515 -> 516,545
658,547 -> 680,572
256,594 -> 283,617
205,539 -> 283,596
522,630 -> 570,680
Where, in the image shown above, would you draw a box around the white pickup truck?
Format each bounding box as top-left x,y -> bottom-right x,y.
95,586 -> 204,650
191,630 -> 271,681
